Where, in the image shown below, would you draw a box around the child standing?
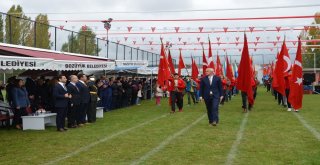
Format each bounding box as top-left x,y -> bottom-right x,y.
155,84 -> 163,105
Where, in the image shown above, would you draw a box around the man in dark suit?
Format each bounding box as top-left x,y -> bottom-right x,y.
76,74 -> 90,125
200,68 -> 223,126
53,75 -> 71,132
67,75 -> 81,128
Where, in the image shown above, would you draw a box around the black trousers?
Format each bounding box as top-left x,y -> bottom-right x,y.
56,107 -> 67,129
285,89 -> 292,108
241,92 -> 248,109
68,104 -> 79,127
78,103 -> 88,124
277,92 -> 283,105
13,107 -> 27,125
274,90 -> 278,100
88,101 -> 97,123
221,90 -> 227,104
186,91 -> 196,104
204,98 -> 220,123
170,91 -> 183,111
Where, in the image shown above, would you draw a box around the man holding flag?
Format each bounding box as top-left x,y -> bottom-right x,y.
288,38 -> 303,112
236,34 -> 255,113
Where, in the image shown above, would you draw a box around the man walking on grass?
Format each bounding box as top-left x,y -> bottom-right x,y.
199,68 -> 223,126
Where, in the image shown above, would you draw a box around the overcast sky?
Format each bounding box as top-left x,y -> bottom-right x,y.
0,0 -> 319,64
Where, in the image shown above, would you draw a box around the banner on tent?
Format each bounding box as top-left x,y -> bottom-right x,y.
51,60 -> 115,71
115,60 -> 148,68
0,55 -> 53,70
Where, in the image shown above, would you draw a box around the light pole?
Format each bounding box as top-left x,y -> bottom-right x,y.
102,18 -> 113,58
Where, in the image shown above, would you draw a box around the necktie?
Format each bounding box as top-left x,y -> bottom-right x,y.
209,76 -> 212,85
74,84 -> 79,92
63,84 -> 67,91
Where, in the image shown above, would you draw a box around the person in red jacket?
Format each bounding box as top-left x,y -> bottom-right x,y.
168,73 -> 186,113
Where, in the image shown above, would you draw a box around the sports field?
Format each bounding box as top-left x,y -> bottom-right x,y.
0,87 -> 319,165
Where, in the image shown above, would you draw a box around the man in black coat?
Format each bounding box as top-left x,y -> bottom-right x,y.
67,75 -> 81,128
76,74 -> 90,125
53,75 -> 71,132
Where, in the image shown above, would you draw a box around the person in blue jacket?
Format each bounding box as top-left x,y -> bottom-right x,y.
12,79 -> 30,130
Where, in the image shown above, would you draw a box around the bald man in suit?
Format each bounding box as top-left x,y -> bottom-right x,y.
199,68 -> 223,126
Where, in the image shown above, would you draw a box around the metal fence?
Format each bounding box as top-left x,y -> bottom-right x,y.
0,12 -> 162,67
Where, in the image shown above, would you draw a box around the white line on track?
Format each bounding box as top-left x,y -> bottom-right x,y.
43,114 -> 168,165
293,112 -> 320,141
130,114 -> 206,165
225,112 -> 249,165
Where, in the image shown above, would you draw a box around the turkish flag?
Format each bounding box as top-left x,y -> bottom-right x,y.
157,43 -> 170,86
191,57 -> 199,80
178,50 -> 186,76
236,34 -> 254,105
272,41 -> 288,96
226,56 -> 234,82
216,55 -> 223,77
202,48 -> 208,75
208,38 -> 215,70
289,38 -> 303,110
167,50 -> 176,74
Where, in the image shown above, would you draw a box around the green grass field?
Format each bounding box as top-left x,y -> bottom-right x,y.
0,87 -> 319,165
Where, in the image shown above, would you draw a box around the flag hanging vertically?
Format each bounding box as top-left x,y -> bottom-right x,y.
216,54 -> 223,77
202,46 -> 208,75
289,38 -> 303,110
167,49 -> 176,74
191,56 -> 199,80
226,56 -> 234,82
208,38 -> 215,70
236,34 -> 254,105
272,40 -> 287,96
157,42 -> 170,86
178,49 -> 186,76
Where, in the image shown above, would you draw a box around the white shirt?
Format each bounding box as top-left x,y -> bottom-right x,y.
58,82 -> 67,91
208,76 -> 213,85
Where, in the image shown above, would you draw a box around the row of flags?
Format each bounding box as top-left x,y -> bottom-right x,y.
271,38 -> 303,110
157,34 -> 303,109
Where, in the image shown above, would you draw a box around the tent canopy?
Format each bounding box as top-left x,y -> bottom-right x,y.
0,43 -> 115,71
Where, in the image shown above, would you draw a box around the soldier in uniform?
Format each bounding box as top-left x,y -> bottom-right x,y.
87,76 -> 99,123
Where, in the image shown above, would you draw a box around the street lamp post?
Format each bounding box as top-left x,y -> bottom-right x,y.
102,18 -> 113,58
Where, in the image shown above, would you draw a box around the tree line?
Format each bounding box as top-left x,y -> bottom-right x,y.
0,5 -> 99,55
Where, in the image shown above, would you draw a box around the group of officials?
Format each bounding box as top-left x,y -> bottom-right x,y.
53,74 -> 98,132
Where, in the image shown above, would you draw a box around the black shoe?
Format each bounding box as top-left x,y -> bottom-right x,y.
57,128 -> 65,132
212,122 -> 217,126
